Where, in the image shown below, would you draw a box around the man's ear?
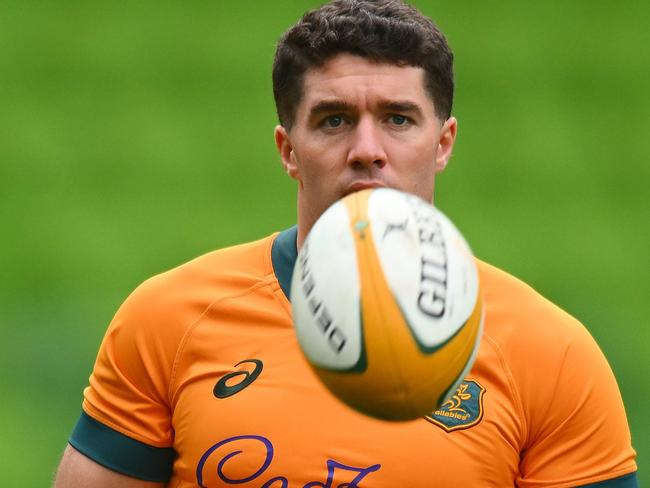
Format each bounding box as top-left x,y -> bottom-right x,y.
434,116 -> 458,173
275,125 -> 300,180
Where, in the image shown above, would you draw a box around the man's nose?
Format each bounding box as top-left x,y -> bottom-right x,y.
346,117 -> 387,170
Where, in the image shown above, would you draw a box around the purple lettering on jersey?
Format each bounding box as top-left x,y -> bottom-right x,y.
196,435 -> 381,487
261,476 -> 289,488
196,434 -> 274,487
303,459 -> 381,488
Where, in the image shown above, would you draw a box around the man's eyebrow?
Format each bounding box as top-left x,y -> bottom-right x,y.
308,100 -> 355,116
378,101 -> 424,116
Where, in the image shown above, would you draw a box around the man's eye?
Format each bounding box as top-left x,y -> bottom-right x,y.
389,114 -> 409,126
323,115 -> 344,128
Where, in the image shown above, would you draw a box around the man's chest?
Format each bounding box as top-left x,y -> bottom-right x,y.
167,301 -> 523,487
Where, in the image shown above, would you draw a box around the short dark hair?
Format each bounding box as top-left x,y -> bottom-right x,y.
272,0 -> 454,130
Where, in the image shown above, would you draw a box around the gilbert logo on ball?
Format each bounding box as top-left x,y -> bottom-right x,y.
290,188 -> 483,421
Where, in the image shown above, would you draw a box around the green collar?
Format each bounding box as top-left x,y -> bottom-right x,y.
271,226 -> 298,300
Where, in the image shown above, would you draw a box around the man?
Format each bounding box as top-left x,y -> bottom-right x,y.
54,1 -> 638,486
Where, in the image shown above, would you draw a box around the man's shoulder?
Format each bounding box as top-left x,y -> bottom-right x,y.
477,259 -> 582,333
476,259 -> 598,366
476,258 -> 611,395
110,232 -> 280,337
146,233 -> 277,297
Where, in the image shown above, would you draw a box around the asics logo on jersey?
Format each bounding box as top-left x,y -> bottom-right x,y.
213,359 -> 263,398
425,379 -> 486,432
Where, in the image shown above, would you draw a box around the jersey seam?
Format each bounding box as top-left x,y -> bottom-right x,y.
268,277 -> 292,317
167,277 -> 278,406
483,333 -> 529,450
95,324 -> 176,445
266,231 -> 293,317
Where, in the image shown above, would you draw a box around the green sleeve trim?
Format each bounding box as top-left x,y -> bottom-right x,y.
69,411 -> 174,482
579,472 -> 639,488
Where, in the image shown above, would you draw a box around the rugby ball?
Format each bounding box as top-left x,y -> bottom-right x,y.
290,188 -> 483,421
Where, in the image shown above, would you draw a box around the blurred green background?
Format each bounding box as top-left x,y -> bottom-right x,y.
1,1 -> 648,485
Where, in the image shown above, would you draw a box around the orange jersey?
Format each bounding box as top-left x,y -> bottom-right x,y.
70,227 -> 637,487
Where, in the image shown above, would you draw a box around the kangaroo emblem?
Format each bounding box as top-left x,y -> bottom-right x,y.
441,383 -> 473,414
425,379 -> 486,432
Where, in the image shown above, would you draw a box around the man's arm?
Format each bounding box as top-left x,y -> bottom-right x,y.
53,445 -> 165,488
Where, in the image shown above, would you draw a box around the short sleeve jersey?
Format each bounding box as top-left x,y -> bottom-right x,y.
70,227 -> 638,487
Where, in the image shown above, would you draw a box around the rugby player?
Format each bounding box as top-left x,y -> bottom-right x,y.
54,1 -> 638,486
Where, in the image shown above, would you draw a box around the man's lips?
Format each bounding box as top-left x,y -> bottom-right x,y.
344,180 -> 387,196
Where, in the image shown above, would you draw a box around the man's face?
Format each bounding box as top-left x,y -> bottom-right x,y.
275,53 -> 457,245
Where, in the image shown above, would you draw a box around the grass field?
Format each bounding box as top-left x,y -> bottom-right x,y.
1,1 -> 648,485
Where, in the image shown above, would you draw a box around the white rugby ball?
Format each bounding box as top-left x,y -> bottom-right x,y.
290,188 -> 483,421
